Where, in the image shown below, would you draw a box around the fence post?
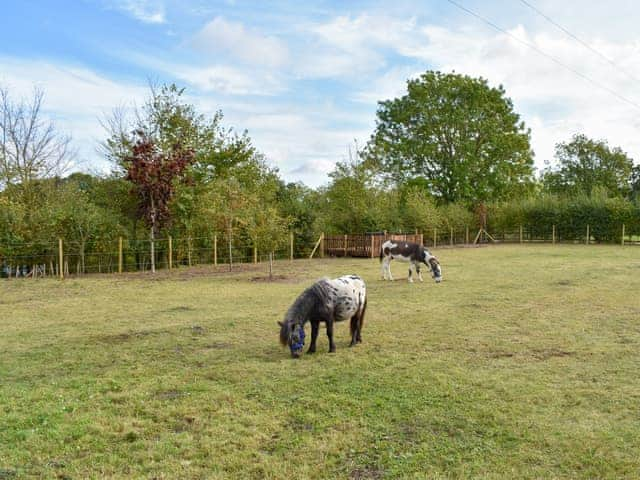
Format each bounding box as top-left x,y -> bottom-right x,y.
621,224 -> 625,246
586,224 -> 590,245
290,232 -> 294,261
320,233 -> 325,258
168,236 -> 173,270
419,232 -> 424,246
370,234 -> 375,258
58,238 -> 64,280
465,226 -> 469,245
213,234 -> 217,266
552,225 -> 556,245
450,227 -> 454,246
253,244 -> 258,264
433,228 -> 437,248
344,234 -> 348,257
519,225 -> 523,244
118,237 -> 123,273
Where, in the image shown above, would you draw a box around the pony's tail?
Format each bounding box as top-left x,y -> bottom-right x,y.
351,296 -> 367,337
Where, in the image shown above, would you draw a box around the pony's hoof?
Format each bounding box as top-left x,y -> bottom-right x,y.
329,348 -> 336,353
349,342 -> 356,347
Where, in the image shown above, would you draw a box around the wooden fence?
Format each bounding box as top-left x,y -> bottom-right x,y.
324,233 -> 424,258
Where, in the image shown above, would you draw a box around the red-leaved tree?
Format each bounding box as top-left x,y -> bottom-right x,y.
124,130 -> 194,273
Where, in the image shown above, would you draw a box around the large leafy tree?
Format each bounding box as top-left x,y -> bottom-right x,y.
631,165 -> 640,201
366,71 -> 534,204
542,134 -> 635,198
123,131 -> 194,273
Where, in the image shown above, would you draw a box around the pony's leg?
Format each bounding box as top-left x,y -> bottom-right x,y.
386,258 -> 394,281
326,320 -> 336,353
408,262 -> 414,283
356,297 -> 366,343
307,320 -> 319,354
381,257 -> 387,280
417,264 -> 424,282
349,315 -> 358,347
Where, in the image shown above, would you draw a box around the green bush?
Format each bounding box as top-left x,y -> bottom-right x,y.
488,194 -> 640,242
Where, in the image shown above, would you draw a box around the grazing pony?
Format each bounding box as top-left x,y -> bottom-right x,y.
380,240 -> 442,283
279,275 -> 367,358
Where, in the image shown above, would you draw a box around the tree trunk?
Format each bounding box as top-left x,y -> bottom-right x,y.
150,196 -> 156,274
80,239 -> 86,274
150,224 -> 156,273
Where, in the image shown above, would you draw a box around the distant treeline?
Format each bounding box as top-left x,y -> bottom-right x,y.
2,74 -> 640,271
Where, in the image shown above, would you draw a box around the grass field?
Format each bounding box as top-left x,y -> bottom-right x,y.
1,245 -> 640,479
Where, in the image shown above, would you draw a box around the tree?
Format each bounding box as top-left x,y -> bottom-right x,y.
0,87 -> 73,201
365,71 -> 534,204
123,130 -> 194,273
631,165 -> 640,202
542,134 -> 635,198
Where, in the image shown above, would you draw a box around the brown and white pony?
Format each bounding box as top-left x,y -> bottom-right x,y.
380,240 -> 442,283
279,275 -> 367,358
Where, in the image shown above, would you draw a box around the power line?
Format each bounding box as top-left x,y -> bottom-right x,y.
518,0 -> 640,85
445,0 -> 640,112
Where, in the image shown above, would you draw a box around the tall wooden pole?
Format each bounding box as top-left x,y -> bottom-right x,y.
320,233 -> 324,258
168,236 -> 173,270
465,226 -> 469,245
344,234 -> 348,257
213,234 -> 217,266
552,225 -> 556,245
118,237 -> 123,273
586,224 -> 590,245
622,224 -> 625,246
290,232 -> 294,261
58,238 -> 64,280
450,227 -> 454,246
519,225 -> 523,244
433,228 -> 437,248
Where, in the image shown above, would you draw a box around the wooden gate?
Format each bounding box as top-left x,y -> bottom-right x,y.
324,233 -> 424,258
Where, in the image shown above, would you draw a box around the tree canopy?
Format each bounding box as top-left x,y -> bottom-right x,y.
542,134 -> 635,198
366,71 -> 535,204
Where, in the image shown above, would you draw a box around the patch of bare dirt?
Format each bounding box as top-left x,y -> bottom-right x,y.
531,349 -> 575,360
154,390 -> 185,401
250,274 -> 294,283
95,329 -> 166,344
350,467 -> 384,479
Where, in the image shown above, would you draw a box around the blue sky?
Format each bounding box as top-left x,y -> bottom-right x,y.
2,0 -> 640,187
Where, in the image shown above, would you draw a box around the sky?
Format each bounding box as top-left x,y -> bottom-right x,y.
2,0 -> 640,187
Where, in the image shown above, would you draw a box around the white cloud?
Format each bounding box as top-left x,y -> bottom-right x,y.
295,14 -> 419,78
173,64 -> 284,96
191,17 -> 289,68
0,57 -> 148,173
106,0 -> 166,24
403,23 -> 640,168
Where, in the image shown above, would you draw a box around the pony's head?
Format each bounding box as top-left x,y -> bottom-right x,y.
278,320 -> 305,358
422,250 -> 443,283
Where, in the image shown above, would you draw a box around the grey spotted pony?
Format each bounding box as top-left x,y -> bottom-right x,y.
380,240 -> 442,283
279,275 -> 367,358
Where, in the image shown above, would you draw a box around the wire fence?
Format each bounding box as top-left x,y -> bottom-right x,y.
2,223 -> 639,279
0,233 -> 320,279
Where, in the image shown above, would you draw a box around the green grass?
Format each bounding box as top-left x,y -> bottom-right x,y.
2,245 -> 640,479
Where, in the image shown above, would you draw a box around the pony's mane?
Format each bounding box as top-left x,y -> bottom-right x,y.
279,278 -> 331,346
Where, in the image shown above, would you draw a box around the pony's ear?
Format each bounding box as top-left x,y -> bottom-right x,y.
277,321 -> 284,327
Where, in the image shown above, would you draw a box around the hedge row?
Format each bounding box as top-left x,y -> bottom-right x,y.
488,195 -> 640,242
